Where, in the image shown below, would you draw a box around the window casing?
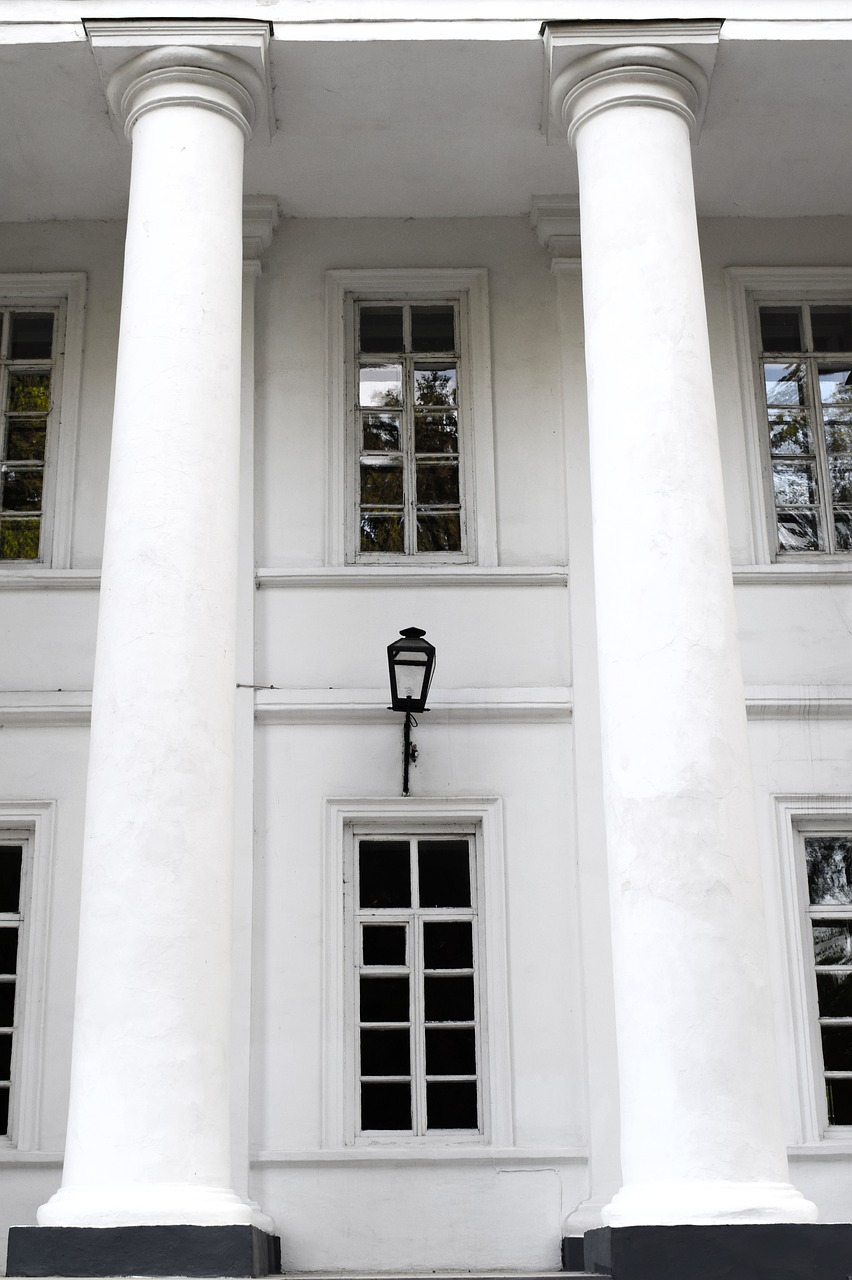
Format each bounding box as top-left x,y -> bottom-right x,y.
757,303 -> 852,555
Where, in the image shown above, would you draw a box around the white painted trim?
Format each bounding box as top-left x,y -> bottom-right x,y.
0,570 -> 99,590
734,564 -> 852,585
0,274 -> 87,571
257,566 -> 566,587
0,801 -> 56,1151
725,267 -> 852,567
773,795 -> 852,1145
0,693 -> 91,727
256,687 -> 572,725
325,268 -> 497,568
745,688 -> 852,719
322,797 -> 512,1151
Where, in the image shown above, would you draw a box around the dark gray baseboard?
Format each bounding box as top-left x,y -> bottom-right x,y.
575,1224 -> 852,1279
5,1224 -> 281,1277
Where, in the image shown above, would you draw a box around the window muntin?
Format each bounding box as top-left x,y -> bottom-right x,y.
0,842 -> 24,1137
0,309 -> 58,562
354,834 -> 482,1137
355,301 -> 466,559
804,833 -> 852,1126
758,303 -> 852,554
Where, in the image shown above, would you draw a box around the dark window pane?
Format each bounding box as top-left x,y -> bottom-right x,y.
806,837 -> 852,905
0,984 -> 15,1028
0,928 -> 18,975
772,461 -> 817,506
830,458 -> 852,505
5,423 -> 47,463
414,366 -> 457,407
0,848 -> 22,913
424,921 -> 473,969
821,1024 -> 852,1070
2,469 -> 43,513
359,364 -> 403,409
360,307 -> 403,354
814,921 -> 852,965
416,462 -> 460,506
360,1028 -> 410,1076
7,373 -> 50,414
768,411 -> 810,455
817,972 -> 852,1018
360,461 -> 403,506
424,975 -> 474,1022
777,511 -> 820,552
0,1086 -> 8,1137
10,313 -> 53,360
418,839 -> 470,907
425,1027 -> 476,1075
426,1081 -> 477,1130
0,1033 -> 11,1079
416,512 -> 461,553
361,1081 -> 411,1130
0,519 -> 40,560
359,840 -> 411,908
759,308 -> 802,353
360,513 -> 404,554
824,412 -> 852,454
819,366 -> 852,407
812,307 -> 852,354
835,511 -> 852,551
415,411 -> 459,454
362,413 -> 401,452
411,307 -> 455,353
764,363 -> 806,407
363,924 -> 407,966
360,976 -> 409,1023
827,1078 -> 852,1126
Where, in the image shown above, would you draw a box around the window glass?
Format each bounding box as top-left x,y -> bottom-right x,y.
805,834 -> 852,1125
0,844 -> 23,1137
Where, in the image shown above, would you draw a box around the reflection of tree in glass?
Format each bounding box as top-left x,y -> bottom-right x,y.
769,412 -> 810,454
807,837 -> 852,905
814,923 -> 852,965
0,520 -> 39,559
363,416 -> 400,451
370,388 -> 403,409
415,369 -> 456,407
825,417 -> 852,453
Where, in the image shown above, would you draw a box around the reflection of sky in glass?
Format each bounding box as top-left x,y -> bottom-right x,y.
360,364 -> 402,408
764,363 -> 805,405
773,461 -> 816,505
819,367 -> 852,405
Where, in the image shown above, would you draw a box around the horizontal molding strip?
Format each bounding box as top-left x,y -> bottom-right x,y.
252,1146 -> 587,1165
734,564 -> 852,585
254,687 -> 573,724
745,686 -> 852,719
0,570 -> 100,590
256,566 -> 569,588
0,691 -> 92,725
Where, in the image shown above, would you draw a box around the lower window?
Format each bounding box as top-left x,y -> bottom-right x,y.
352,832 -> 482,1137
0,837 -> 26,1136
804,832 -> 852,1126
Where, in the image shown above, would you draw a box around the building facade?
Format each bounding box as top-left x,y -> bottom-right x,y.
1,3 -> 852,1277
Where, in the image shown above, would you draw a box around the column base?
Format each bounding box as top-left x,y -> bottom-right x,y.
5,1225 -> 281,1277
576,1224 -> 852,1280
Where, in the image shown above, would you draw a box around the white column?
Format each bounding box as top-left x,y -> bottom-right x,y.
39,46 -> 263,1228
553,47 -> 817,1227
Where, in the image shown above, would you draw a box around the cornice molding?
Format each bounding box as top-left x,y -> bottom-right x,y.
85,19 -> 275,144
542,20 -> 721,144
530,195 -> 580,259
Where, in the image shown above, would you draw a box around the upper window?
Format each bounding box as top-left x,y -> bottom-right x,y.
326,269 -> 497,568
355,302 -> 464,558
0,310 -> 59,561
757,302 -> 852,555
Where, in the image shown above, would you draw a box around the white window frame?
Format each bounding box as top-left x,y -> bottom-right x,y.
775,795 -> 852,1143
322,797 -> 511,1151
726,267 -> 852,565
325,269 -> 497,568
0,801 -> 55,1150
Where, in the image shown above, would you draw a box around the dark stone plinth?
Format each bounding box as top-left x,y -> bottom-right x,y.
562,1235 -> 588,1271
579,1224 -> 852,1280
6,1224 -> 281,1277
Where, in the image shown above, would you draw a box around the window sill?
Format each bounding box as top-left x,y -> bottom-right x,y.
252,1146 -> 588,1165
733,563 -> 852,585
256,565 -> 568,588
789,1140 -> 852,1158
0,568 -> 99,590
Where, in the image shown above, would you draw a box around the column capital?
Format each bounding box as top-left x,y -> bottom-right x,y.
85,20 -> 275,144
542,21 -> 720,146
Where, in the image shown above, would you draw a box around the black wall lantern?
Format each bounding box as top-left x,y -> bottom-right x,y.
387,627 -> 436,795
